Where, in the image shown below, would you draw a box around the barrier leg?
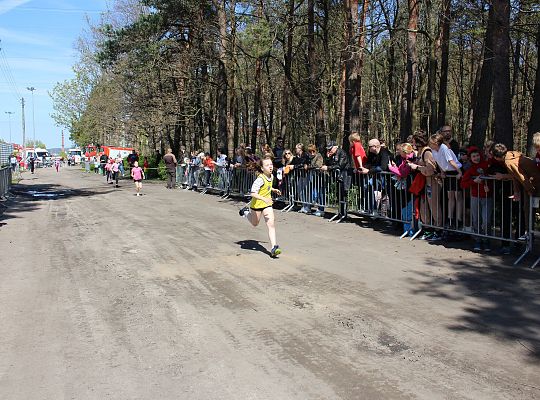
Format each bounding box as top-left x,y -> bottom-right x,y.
514,198 -> 533,266
283,202 -> 295,212
410,229 -> 423,241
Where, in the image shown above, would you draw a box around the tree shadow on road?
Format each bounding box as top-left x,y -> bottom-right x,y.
408,256 -> 540,362
0,183 -> 115,228
235,240 -> 272,257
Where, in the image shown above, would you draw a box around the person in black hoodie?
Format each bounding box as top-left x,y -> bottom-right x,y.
361,138 -> 393,215
321,140 -> 351,221
273,137 -> 285,169
289,143 -> 311,212
99,153 -> 108,175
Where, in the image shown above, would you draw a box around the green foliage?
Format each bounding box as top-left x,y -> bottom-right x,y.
49,65 -> 93,126
25,140 -> 47,148
347,185 -> 359,210
157,159 -> 167,180
53,0 -> 539,159
240,19 -> 273,59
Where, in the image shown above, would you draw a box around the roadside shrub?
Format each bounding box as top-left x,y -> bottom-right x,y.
158,159 -> 167,180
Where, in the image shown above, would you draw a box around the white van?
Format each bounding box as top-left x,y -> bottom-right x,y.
35,148 -> 51,167
68,148 -> 82,164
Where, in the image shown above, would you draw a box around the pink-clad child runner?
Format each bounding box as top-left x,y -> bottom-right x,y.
131,161 -> 145,196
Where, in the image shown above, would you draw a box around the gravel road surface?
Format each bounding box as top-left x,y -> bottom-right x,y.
0,167 -> 539,399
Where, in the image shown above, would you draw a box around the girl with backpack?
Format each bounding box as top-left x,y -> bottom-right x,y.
408,133 -> 443,240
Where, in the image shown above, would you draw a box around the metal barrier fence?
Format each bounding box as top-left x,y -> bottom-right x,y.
183,165 -> 536,268
0,166 -> 12,198
177,165 -> 257,198
111,162 -> 537,268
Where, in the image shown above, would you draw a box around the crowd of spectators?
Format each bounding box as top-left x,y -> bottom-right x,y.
174,126 -> 540,252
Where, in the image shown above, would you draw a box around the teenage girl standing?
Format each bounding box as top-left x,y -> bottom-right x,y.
239,157 -> 283,258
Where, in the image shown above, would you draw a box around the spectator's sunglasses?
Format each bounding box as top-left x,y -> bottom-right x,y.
284,152 -> 292,155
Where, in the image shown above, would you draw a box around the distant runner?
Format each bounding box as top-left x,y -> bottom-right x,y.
131,161 -> 145,196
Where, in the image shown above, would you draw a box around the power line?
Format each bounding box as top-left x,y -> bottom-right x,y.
0,41 -> 22,101
0,55 -> 21,99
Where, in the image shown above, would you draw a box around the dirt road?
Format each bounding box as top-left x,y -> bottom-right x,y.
0,167 -> 539,399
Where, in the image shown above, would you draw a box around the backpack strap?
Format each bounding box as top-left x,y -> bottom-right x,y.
421,147 -> 432,162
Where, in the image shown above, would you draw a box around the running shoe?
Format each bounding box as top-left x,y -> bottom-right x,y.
270,245 -> 282,258
420,231 -> 433,240
427,233 -> 443,242
238,207 -> 249,217
518,233 -> 528,241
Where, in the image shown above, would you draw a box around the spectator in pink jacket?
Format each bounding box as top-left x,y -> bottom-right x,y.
388,143 -> 415,179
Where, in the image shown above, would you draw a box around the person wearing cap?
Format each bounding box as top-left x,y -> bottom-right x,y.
321,140 -> 351,220
459,148 -> 471,171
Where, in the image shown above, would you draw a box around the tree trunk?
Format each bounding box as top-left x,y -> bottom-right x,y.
251,57 -> 262,150
343,0 -> 357,148
357,0 -> 370,134
491,0 -> 513,148
228,0 -> 238,156
470,6 -> 495,148
280,0 -> 295,140
399,0 -> 420,141
526,23 -> 540,156
437,0 -> 450,127
215,0 -> 229,154
316,0 -> 330,150
422,55 -> 437,134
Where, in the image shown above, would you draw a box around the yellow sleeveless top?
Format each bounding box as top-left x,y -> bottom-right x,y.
250,174 -> 273,209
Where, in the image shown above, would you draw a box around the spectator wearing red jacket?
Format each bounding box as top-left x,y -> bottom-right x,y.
349,132 -> 368,173
203,152 -> 215,186
461,147 -> 492,251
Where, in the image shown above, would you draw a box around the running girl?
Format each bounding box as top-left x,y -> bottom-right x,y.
112,157 -> 121,187
131,161 -> 145,196
106,159 -> 113,184
239,157 -> 283,258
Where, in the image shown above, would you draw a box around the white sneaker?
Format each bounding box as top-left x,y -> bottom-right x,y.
518,233 -> 528,241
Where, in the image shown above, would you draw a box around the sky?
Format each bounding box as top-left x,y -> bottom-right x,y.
0,0 -> 109,149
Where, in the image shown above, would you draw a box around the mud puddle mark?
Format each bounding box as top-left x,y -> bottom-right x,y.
292,297 -> 313,310
329,312 -> 416,359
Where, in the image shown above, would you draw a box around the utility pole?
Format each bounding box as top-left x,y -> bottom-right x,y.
26,87 -> 36,144
5,111 -> 14,143
21,97 -> 25,147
